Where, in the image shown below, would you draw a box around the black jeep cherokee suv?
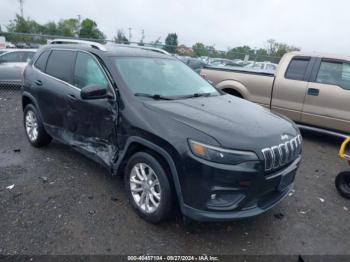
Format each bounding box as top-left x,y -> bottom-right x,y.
22,41 -> 302,223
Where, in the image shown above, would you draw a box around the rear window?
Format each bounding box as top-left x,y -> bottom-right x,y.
285,58 -> 310,81
34,51 -> 50,71
46,50 -> 75,83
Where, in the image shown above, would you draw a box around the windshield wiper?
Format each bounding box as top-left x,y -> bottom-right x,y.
134,93 -> 175,100
180,92 -> 214,99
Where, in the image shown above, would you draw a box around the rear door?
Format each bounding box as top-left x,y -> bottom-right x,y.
301,58 -> 350,133
271,56 -> 314,122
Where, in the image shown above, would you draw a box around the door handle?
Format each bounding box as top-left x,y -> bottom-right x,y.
35,80 -> 42,86
307,88 -> 319,96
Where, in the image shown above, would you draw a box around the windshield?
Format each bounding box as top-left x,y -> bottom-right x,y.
114,57 -> 219,97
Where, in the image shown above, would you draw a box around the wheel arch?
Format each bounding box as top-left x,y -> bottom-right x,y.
22,92 -> 45,123
216,79 -> 250,99
113,136 -> 184,208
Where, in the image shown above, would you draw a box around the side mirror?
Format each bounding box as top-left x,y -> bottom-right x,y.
81,84 -> 108,100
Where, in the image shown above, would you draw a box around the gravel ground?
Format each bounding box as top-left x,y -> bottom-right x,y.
0,90 -> 349,256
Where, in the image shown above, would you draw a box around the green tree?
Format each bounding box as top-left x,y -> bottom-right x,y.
265,39 -> 300,57
56,18 -> 80,37
192,42 -> 207,57
164,33 -> 178,53
6,14 -> 44,43
79,18 -> 105,40
114,29 -> 129,44
7,14 -> 44,34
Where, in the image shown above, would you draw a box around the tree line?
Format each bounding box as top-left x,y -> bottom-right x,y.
1,15 -> 300,58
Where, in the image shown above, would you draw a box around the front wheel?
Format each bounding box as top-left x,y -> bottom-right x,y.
335,171 -> 350,199
125,152 -> 174,223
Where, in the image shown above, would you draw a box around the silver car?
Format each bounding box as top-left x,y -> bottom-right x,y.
0,49 -> 37,88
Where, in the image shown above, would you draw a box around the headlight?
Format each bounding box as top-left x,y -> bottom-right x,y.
188,139 -> 258,165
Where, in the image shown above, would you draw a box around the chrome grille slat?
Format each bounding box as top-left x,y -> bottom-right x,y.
262,135 -> 302,173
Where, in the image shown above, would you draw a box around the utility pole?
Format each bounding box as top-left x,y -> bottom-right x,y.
18,0 -> 24,17
140,29 -> 145,45
128,27 -> 132,43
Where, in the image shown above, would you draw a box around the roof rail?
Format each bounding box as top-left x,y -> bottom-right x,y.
105,42 -> 170,56
49,38 -> 107,51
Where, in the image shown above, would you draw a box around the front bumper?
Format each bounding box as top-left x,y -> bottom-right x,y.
179,155 -> 301,222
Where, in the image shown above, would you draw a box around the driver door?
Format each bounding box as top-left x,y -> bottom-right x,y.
67,51 -> 119,167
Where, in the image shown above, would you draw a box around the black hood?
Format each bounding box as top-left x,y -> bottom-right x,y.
144,94 -> 298,152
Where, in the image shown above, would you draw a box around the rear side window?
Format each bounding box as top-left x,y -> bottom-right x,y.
34,51 -> 50,71
316,60 -> 350,90
285,58 -> 310,81
73,52 -> 108,89
46,50 -> 76,83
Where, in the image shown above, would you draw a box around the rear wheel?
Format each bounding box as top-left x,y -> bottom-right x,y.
23,104 -> 52,147
125,152 -> 173,223
335,171 -> 350,199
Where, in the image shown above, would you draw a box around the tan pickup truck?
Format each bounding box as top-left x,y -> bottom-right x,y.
201,52 -> 350,137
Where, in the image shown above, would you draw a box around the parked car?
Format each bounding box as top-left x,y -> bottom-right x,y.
177,56 -> 207,73
22,40 -> 302,223
209,58 -> 243,67
201,51 -> 350,137
0,49 -> 36,87
244,61 -> 278,71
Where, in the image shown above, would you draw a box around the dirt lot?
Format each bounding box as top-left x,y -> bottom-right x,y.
0,90 -> 349,256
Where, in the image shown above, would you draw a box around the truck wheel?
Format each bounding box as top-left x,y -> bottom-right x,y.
125,152 -> 173,223
335,171 -> 350,199
23,104 -> 52,147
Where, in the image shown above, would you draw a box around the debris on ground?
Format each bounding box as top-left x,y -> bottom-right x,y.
88,210 -> 96,215
299,209 -> 310,215
13,148 -> 21,153
344,206 -> 349,211
88,195 -> 94,200
288,189 -> 295,197
318,197 -> 325,203
6,184 -> 15,190
274,213 -> 284,219
39,176 -> 48,183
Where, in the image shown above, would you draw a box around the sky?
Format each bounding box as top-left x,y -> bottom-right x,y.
0,0 -> 349,55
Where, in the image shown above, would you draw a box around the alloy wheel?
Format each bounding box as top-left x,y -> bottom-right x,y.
129,163 -> 161,213
25,110 -> 39,142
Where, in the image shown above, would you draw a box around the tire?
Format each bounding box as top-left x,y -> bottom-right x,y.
124,151 -> 174,223
335,171 -> 350,200
23,104 -> 52,147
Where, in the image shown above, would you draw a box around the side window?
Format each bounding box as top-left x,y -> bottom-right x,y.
22,52 -> 35,63
285,58 -> 310,81
266,64 -> 276,71
46,50 -> 76,83
34,51 -> 50,71
0,52 -> 22,63
316,60 -> 350,90
73,52 -> 108,89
